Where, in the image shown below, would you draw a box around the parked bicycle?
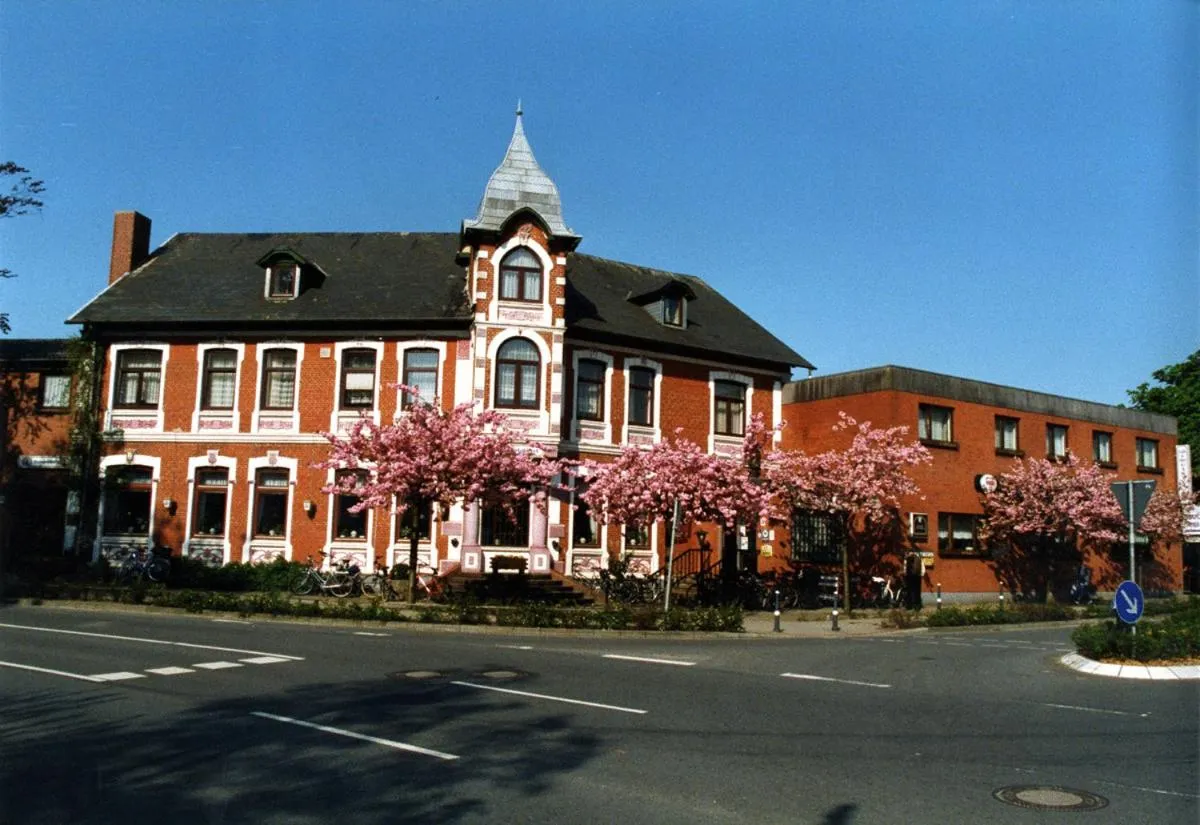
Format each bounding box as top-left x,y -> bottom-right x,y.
116,546 -> 171,585
290,553 -> 357,598
360,563 -> 402,600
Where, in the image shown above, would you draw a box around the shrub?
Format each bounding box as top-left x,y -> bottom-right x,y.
924,602 -> 1074,627
1072,602 -> 1200,662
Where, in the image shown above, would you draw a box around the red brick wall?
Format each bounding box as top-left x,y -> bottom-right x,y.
781,389 -> 1181,594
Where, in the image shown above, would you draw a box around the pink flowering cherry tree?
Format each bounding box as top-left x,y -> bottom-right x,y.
579,419 -> 773,608
1138,486 -> 1197,549
765,412 -> 933,612
320,389 -> 564,602
977,453 -> 1126,601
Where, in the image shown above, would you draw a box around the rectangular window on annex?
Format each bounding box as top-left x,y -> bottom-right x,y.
918,404 -> 953,444
38,373 -> 71,411
1046,424 -> 1069,459
937,513 -> 980,555
994,416 -> 1019,454
1135,438 -> 1159,471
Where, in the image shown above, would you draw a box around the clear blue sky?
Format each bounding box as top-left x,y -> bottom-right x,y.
1,1 -> 1196,406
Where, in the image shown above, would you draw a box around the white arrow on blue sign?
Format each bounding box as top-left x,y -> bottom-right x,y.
1113,580 -> 1144,624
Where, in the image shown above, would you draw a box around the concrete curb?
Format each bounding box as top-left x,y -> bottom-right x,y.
1060,652 -> 1200,681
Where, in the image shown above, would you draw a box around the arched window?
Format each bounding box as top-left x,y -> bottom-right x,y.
498,247 -> 542,303
495,338 -> 540,409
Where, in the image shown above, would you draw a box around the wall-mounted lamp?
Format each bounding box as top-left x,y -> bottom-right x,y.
302,499 -> 315,515
450,537 -> 460,549
575,465 -> 589,479
696,530 -> 708,543
162,497 -> 175,511
125,449 -> 136,464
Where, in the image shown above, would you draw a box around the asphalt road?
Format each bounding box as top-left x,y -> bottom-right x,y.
1,604 -> 1196,824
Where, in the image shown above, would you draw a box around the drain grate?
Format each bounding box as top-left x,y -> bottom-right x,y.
993,785 -> 1108,812
479,669 -> 522,680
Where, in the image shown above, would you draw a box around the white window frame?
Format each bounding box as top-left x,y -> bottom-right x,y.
265,261 -> 300,300
395,340 -> 447,416
331,340 -> 384,433
192,343 -> 246,433
244,454 -> 298,563
94,453 -> 161,561
184,454 -> 238,564
485,330 -> 550,433
487,238 -> 553,327
388,500 -> 439,571
708,370 -> 752,455
106,343 -> 169,433
622,357 -> 663,446
571,350 -> 613,444
252,342 -> 304,434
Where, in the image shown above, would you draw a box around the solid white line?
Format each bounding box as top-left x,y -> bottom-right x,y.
1041,703 -> 1149,718
249,712 -> 459,760
602,654 -> 696,667
450,680 -> 648,714
781,673 -> 892,689
212,619 -> 252,625
0,622 -> 304,661
0,660 -> 104,683
497,644 -> 534,650
90,672 -> 145,681
353,632 -> 390,637
1093,779 -> 1200,800
146,666 -> 195,675
193,661 -> 242,670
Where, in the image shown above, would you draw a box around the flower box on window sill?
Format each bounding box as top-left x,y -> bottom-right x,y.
919,438 -> 959,451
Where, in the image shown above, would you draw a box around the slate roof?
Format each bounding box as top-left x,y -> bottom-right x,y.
0,338 -> 71,366
70,233 -> 473,328
565,254 -> 812,370
462,112 -> 578,242
70,232 -> 812,370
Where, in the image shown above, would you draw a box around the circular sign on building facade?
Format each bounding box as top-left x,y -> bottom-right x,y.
975,473 -> 998,494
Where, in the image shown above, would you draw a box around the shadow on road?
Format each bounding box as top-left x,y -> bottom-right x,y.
0,673 -> 603,824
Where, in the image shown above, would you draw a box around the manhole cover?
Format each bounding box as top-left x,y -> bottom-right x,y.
993,785 -> 1109,812
397,670 -> 442,680
479,670 -> 522,680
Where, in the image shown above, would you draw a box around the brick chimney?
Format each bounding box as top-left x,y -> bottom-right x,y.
108,211 -> 152,285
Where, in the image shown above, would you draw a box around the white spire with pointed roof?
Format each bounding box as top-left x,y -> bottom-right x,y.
463,108 -> 578,241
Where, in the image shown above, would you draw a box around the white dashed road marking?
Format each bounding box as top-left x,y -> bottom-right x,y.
603,654 -> 697,667
192,661 -> 243,670
146,666 -> 195,676
451,680 -> 649,714
781,673 -> 892,689
239,656 -> 292,664
91,672 -> 145,682
250,712 -> 460,761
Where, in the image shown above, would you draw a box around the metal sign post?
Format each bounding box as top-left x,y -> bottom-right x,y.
1110,480 -> 1155,585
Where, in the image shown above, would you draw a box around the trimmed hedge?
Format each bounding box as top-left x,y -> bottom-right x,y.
22,584 -> 744,632
923,602 -> 1075,627
1072,601 -> 1200,663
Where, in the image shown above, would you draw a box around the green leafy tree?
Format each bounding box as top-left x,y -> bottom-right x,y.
0,162 -> 47,333
1128,350 -> 1199,480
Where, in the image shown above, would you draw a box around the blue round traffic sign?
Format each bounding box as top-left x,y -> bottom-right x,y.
1113,580 -> 1144,624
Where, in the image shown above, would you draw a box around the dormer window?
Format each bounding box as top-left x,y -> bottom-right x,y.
258,247 -> 321,301
662,295 -> 683,327
498,247 -> 542,302
269,263 -> 298,298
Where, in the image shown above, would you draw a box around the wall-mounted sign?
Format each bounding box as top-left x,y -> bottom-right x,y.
17,455 -> 68,470
974,473 -> 998,494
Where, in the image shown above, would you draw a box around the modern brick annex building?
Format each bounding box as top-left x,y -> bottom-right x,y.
780,366 -> 1186,598
65,112 -> 813,579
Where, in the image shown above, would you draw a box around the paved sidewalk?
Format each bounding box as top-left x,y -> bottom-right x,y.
741,609 -> 902,637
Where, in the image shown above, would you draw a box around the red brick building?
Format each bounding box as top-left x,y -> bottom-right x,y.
0,340 -> 76,565
781,366 -> 1184,599
67,112 -> 811,576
